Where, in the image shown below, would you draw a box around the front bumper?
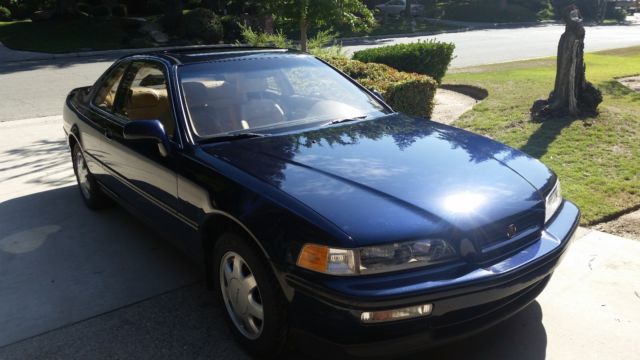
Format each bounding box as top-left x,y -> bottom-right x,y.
285,200 -> 580,357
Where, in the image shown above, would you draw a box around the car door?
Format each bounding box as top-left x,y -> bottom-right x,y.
83,61 -> 130,182
96,60 -> 181,223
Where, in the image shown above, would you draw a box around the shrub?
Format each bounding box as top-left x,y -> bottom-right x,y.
239,24 -> 292,48
184,8 -> 223,43
352,40 -> 455,83
323,57 -> 438,118
606,6 -> 628,22
0,6 -> 10,20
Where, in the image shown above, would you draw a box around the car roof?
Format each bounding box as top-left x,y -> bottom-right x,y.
139,45 -> 302,65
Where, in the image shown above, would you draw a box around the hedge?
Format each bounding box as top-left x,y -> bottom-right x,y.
323,56 -> 438,119
352,40 -> 455,83
0,6 -> 11,21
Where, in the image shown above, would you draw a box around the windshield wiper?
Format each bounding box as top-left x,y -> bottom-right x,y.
323,115 -> 368,126
200,132 -> 269,143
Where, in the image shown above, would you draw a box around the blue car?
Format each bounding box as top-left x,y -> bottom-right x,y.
63,47 -> 580,358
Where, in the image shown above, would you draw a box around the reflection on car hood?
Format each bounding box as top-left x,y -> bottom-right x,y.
203,114 -> 555,247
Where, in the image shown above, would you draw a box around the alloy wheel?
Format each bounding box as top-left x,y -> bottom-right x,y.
75,150 -> 91,199
219,251 -> 264,340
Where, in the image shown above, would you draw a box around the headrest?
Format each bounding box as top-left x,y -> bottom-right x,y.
129,88 -> 160,108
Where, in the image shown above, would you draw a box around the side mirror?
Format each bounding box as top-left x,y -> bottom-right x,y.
123,120 -> 170,157
372,90 -> 385,101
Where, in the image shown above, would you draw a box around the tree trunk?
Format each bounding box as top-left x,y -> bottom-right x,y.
405,0 -> 412,19
263,13 -> 274,34
531,5 -> 602,119
299,0 -> 308,52
300,16 -> 308,52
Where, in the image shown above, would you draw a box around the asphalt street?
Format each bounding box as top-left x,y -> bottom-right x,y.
2,24 -> 640,122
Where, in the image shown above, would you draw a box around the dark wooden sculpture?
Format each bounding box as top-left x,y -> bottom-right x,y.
531,1 -> 602,119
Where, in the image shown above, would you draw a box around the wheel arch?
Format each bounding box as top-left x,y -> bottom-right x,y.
67,125 -> 82,154
200,213 -> 275,289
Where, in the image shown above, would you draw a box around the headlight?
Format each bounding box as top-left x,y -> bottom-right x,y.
545,180 -> 562,223
297,239 -> 457,276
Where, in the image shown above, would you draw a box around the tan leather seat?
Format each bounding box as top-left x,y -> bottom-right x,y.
124,87 -> 175,137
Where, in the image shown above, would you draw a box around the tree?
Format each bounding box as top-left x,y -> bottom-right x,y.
531,1 -> 602,119
277,0 -> 375,52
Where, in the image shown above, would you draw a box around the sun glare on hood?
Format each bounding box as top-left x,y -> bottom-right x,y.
443,192 -> 486,214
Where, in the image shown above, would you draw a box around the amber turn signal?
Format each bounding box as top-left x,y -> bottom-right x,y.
297,244 -> 330,273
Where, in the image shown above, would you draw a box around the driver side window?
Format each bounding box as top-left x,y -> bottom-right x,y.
115,61 -> 176,138
93,63 -> 127,112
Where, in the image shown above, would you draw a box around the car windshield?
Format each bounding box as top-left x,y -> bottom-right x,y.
178,54 -> 389,138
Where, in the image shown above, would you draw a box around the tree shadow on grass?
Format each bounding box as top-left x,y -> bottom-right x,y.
600,79 -> 640,102
520,116 -> 582,158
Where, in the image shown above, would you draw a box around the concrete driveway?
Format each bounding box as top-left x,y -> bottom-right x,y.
0,117 -> 638,359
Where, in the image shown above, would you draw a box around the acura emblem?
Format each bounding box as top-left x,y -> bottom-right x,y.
506,224 -> 517,238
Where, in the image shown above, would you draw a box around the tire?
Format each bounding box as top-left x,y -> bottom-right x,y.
72,143 -> 109,210
213,233 -> 289,358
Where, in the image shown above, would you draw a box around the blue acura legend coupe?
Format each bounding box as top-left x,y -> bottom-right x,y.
63,46 -> 580,358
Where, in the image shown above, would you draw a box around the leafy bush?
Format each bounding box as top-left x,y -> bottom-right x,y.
323,57 -> 438,118
306,29 -> 346,58
239,24 -> 292,48
606,6 -> 628,22
0,5 -> 11,20
184,7 -> 223,43
352,40 -> 455,83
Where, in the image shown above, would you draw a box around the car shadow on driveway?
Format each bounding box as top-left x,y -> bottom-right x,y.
400,301 -> 547,360
0,185 -> 200,348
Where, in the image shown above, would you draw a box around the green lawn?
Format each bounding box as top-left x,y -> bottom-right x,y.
445,47 -> 640,225
0,18 -> 139,53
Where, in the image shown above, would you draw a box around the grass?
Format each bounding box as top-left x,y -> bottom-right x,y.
444,47 -> 640,225
0,18 -> 139,53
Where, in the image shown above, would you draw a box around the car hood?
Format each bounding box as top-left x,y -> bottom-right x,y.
203,114 -> 555,258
